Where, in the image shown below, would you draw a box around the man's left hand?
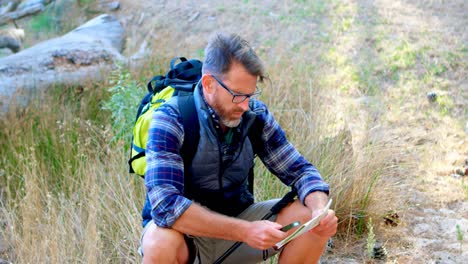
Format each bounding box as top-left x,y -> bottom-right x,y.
311,209 -> 338,237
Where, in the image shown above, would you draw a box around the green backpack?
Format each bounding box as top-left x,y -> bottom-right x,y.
129,57 -> 202,176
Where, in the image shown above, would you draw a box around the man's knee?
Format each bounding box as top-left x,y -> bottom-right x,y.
141,222 -> 189,263
277,199 -> 313,224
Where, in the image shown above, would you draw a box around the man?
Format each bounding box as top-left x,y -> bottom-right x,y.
140,32 -> 338,264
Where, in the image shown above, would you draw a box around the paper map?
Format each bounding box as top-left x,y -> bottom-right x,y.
275,199 -> 333,249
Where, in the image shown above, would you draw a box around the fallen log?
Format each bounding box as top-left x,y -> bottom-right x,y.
0,0 -> 50,25
0,13 -> 125,114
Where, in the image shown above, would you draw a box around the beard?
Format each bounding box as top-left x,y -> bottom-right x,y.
221,116 -> 242,128
211,99 -> 244,128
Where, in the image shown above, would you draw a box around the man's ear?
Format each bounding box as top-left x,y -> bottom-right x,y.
201,74 -> 215,95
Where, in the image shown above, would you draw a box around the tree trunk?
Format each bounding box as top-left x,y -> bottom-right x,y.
0,13 -> 126,114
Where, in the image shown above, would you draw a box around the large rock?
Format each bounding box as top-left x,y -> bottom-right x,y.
0,28 -> 24,52
0,14 -> 125,114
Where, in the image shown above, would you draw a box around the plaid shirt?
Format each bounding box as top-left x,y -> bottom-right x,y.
145,96 -> 329,228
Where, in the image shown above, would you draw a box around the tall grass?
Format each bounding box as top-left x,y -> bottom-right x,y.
0,85 -> 144,263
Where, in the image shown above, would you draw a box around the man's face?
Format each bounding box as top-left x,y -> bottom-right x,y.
206,62 -> 258,128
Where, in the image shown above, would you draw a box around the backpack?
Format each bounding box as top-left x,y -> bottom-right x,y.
129,57 -> 202,176
129,56 -> 265,194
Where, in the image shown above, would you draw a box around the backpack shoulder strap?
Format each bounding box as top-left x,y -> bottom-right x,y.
248,100 -> 265,156
177,95 -> 199,196
246,100 -> 266,195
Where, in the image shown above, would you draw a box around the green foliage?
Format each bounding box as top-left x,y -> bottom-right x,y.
29,10 -> 58,33
436,94 -> 454,116
102,65 -> 146,146
78,0 -> 94,5
384,41 -> 419,81
26,0 -> 74,38
456,224 -> 463,242
456,223 -> 464,253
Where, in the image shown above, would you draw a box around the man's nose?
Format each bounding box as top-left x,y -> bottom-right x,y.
238,98 -> 250,112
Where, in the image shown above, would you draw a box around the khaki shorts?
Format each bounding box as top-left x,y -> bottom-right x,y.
139,199 -> 282,264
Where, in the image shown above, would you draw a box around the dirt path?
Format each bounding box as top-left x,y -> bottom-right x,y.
367,1 -> 466,263
119,0 -> 468,262
316,0 -> 467,263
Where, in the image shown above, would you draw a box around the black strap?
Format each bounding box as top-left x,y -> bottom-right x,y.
178,95 -> 200,196
246,105 -> 265,195
170,57 -> 188,69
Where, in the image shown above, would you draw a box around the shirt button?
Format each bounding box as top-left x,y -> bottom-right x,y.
215,125 -> 219,129
212,114 -> 216,118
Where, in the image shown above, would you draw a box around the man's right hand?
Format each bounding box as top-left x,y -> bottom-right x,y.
242,220 -> 288,250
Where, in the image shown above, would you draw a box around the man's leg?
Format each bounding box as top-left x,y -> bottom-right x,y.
141,221 -> 191,264
275,200 -> 329,264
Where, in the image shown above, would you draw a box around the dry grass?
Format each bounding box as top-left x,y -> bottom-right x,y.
0,86 -> 144,263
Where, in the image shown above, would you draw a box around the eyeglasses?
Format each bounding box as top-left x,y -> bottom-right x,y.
210,75 -> 261,104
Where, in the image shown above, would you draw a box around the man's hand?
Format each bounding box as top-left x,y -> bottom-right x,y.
310,209 -> 338,237
242,220 -> 288,250
304,192 -> 338,238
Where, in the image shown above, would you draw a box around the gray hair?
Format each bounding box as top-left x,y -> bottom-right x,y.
202,33 -> 266,82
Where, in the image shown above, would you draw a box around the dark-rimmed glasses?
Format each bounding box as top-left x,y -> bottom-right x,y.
210,75 -> 261,104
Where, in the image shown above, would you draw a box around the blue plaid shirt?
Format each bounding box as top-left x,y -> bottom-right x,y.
145,97 -> 330,228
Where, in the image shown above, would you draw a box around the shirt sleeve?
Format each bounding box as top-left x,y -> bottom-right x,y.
145,104 -> 192,227
252,100 -> 330,204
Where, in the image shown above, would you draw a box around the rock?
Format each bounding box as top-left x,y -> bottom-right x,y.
326,238 -> 334,253
0,28 -> 24,52
383,211 -> 400,227
106,1 -> 120,11
0,34 -> 20,52
88,1 -> 120,13
0,14 -> 126,115
455,168 -> 465,176
414,223 -> 431,235
371,242 -> 387,260
427,91 -> 438,102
